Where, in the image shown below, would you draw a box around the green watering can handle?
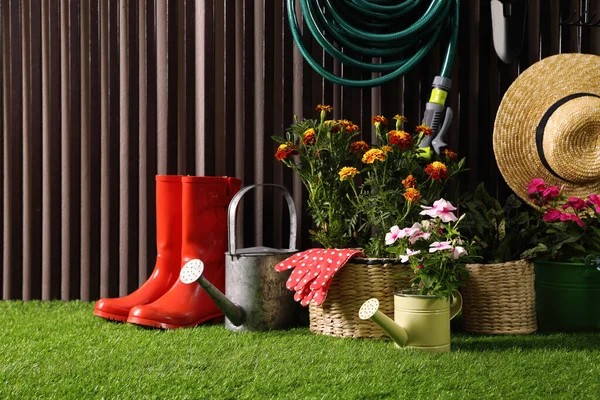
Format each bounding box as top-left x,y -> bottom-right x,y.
449,291 -> 462,320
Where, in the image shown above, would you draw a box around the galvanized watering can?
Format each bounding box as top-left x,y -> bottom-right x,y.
359,289 -> 462,353
180,184 -> 298,331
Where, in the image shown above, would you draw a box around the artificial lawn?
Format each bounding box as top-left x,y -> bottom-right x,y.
0,301 -> 599,400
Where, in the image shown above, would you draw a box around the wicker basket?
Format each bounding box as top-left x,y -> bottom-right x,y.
309,258 -> 412,338
460,260 -> 537,334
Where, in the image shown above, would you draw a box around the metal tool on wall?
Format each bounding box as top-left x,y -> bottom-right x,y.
490,0 -> 528,64
180,184 -> 300,332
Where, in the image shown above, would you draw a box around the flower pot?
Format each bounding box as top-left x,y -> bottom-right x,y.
308,258 -> 411,338
534,260 -> 600,332
393,289 -> 462,353
461,260 -> 537,334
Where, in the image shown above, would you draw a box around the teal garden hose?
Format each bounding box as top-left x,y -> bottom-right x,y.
287,0 -> 460,154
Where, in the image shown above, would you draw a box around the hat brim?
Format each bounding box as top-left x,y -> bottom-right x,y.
493,53 -> 600,204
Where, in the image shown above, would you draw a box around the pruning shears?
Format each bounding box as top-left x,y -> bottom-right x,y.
418,76 -> 453,158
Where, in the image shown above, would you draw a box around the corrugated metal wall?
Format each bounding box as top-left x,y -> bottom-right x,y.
1,0 -> 599,301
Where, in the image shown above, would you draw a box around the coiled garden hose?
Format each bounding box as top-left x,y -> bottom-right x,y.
287,0 -> 460,87
287,0 -> 460,155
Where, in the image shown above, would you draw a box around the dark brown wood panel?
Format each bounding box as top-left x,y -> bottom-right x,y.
1,0 -> 600,300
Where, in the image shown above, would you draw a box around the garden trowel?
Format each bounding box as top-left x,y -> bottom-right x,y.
491,0 -> 528,64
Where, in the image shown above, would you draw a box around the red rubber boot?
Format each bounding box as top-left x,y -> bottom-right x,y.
127,176 -> 241,329
93,176 -> 182,322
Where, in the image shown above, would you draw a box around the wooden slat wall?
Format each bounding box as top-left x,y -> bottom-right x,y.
1,0 -> 599,301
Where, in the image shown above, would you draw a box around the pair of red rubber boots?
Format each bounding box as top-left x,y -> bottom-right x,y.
93,175 -> 241,329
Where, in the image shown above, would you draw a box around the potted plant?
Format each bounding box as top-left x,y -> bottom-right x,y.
381,198 -> 477,351
459,183 -> 540,334
520,178 -> 600,332
272,105 -> 466,338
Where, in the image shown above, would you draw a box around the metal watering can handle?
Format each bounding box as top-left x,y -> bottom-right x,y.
228,184 -> 297,255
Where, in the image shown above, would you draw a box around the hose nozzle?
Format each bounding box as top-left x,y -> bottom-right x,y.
418,76 -> 454,157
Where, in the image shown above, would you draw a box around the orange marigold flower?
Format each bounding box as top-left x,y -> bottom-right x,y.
402,175 -> 417,188
372,115 -> 388,126
393,114 -> 407,123
338,166 -> 360,181
443,149 -> 458,160
329,122 -> 341,133
362,148 -> 386,164
350,141 -> 370,153
416,124 -> 433,136
425,161 -> 449,181
275,142 -> 298,161
404,188 -> 421,204
302,128 -> 316,145
388,130 -> 413,150
315,104 -> 333,112
381,145 -> 393,153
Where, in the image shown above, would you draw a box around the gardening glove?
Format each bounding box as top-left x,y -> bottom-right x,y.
278,249 -> 323,300
275,248 -> 364,306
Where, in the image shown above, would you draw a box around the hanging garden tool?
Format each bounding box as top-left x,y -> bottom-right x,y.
490,0 -> 528,64
287,0 -> 460,156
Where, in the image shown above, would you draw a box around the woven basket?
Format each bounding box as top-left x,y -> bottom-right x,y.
309,258 -> 412,338
460,260 -> 537,334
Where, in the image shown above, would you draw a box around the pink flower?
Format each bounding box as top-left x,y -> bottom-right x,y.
385,223 -> 423,244
419,199 -> 458,222
587,194 -> 600,213
415,265 -> 423,270
400,249 -> 421,263
526,178 -> 546,195
404,222 -> 424,237
542,186 -> 561,199
562,197 -> 586,211
429,241 -> 453,253
451,246 -> 468,259
385,226 -> 402,245
409,230 -> 431,244
543,208 -> 563,223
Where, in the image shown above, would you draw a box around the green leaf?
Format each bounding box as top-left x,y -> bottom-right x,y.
271,135 -> 287,144
521,243 -> 549,259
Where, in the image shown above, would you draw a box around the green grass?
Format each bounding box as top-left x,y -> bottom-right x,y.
0,301 -> 599,400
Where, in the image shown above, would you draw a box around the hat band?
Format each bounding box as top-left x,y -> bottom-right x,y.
536,92 -> 600,183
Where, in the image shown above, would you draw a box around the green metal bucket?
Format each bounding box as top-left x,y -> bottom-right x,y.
534,257 -> 600,332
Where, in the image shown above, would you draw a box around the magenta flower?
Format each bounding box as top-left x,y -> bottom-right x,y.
429,241 -> 453,253
419,199 -> 458,222
415,264 -> 423,270
543,208 -> 562,223
562,197 -> 586,211
541,185 -> 561,199
526,178 -> 546,195
400,249 -> 421,263
587,194 -> 600,213
560,212 -> 585,227
451,246 -> 468,259
570,214 -> 585,228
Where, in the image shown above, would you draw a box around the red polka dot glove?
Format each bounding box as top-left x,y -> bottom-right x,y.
275,248 -> 364,306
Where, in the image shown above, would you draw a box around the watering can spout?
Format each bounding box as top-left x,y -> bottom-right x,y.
359,298 -> 408,347
180,259 -> 246,327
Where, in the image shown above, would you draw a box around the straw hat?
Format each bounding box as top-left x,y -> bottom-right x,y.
493,53 -> 600,204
